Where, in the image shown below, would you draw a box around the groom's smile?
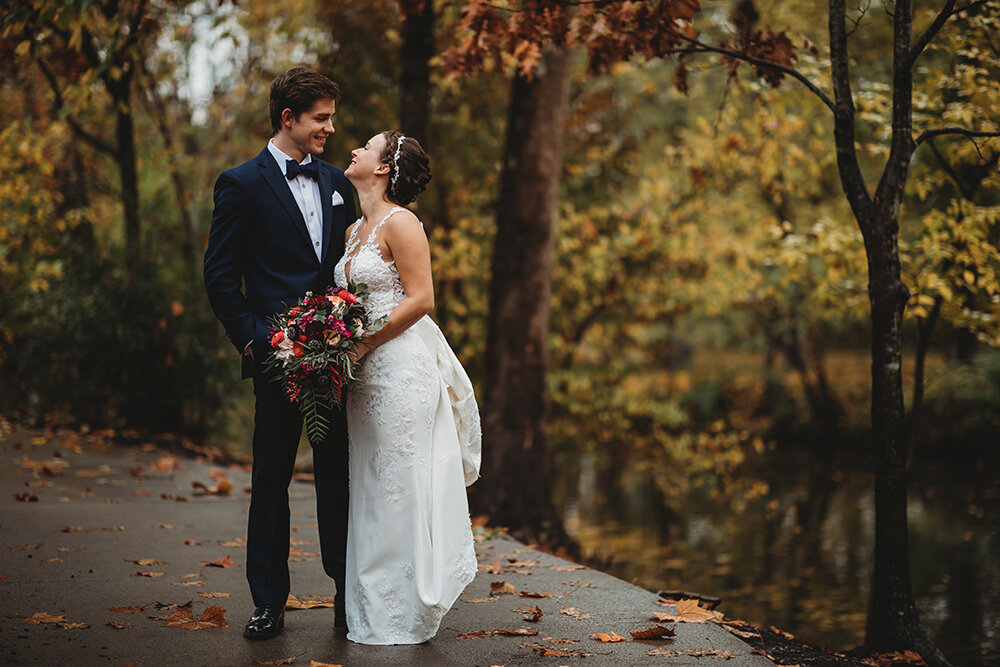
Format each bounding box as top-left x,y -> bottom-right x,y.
284,98 -> 337,159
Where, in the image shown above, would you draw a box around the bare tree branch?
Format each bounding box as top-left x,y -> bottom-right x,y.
910,0 -> 990,65
36,59 -> 118,158
915,126 -> 1000,144
678,36 -> 835,111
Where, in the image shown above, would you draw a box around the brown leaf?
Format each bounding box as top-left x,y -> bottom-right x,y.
590,631 -> 628,643
199,592 -> 231,598
490,581 -> 516,596
519,591 -> 569,598
192,477 -> 233,496
106,621 -> 129,629
516,605 -> 543,622
289,538 -> 314,546
42,557 -> 63,563
59,622 -> 90,629
457,630 -> 493,639
131,559 -> 168,566
219,538 -> 246,547
520,641 -> 592,657
478,559 -> 505,574
258,658 -> 296,665
151,456 -> 178,472
493,628 -> 539,636
10,544 -> 40,551
306,662 -> 343,667
285,594 -> 335,610
199,555 -> 237,568
550,564 -> 586,571
568,581 -> 592,587
108,606 -> 148,614
13,492 -> 38,502
647,647 -> 737,658
184,539 -> 201,546
630,624 -> 677,640
648,598 -> 723,623
56,547 -> 77,553
559,606 -> 596,619
22,612 -> 67,625
153,600 -> 193,609
136,571 -> 166,578
165,604 -> 228,630
462,597 -> 498,603
161,493 -> 188,502
870,650 -> 928,666
542,636 -> 579,644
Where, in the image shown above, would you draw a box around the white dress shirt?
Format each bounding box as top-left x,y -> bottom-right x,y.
267,140 -> 324,262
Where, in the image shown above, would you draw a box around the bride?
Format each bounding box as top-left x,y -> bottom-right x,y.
336,131 -> 480,644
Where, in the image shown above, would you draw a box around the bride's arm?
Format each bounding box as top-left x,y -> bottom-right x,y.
351,212 -> 433,360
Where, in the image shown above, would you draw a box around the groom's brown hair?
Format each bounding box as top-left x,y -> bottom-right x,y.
269,67 -> 340,135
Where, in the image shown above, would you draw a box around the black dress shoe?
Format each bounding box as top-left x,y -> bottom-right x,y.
244,605 -> 284,640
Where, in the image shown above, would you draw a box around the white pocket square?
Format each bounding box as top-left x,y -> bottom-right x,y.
331,191 -> 345,207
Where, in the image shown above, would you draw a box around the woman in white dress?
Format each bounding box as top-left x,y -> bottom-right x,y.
335,131 -> 480,645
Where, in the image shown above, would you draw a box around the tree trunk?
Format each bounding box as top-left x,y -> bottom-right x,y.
471,46 -> 573,547
398,0 -> 434,143
113,76 -> 140,260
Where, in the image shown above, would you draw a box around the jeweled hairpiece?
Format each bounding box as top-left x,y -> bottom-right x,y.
391,135 -> 406,191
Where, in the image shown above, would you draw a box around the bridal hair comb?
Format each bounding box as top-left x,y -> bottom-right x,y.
391,135 -> 406,191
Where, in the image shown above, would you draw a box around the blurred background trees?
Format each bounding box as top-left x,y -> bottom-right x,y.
2,0 -> 997,663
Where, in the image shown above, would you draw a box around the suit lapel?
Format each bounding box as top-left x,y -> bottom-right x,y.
256,149 -> 317,262
319,165 -> 334,265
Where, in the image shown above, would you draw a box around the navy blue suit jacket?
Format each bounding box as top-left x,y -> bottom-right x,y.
204,147 -> 357,378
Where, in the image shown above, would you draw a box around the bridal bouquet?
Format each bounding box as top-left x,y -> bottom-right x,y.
265,284 -> 385,443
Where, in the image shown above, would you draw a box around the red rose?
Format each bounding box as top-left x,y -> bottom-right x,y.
298,335 -> 307,342
338,289 -> 357,304
270,331 -> 285,348
293,343 -> 304,357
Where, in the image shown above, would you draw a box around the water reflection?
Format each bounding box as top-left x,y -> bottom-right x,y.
556,447 -> 1000,665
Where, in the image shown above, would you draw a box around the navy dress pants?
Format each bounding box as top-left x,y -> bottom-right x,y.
246,371 -> 349,609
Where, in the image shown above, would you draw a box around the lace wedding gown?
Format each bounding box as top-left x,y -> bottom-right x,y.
334,207 -> 480,645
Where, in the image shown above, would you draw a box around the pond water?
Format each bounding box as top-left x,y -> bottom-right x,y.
553,446 -> 1000,666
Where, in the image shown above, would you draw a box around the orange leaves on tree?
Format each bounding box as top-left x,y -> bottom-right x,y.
164,604 -> 228,630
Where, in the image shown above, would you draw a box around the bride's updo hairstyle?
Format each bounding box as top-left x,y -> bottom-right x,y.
380,130 -> 431,206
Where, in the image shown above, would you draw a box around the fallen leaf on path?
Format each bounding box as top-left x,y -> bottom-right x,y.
181,573 -> 203,579
505,559 -> 539,568
559,606 -> 596,619
192,477 -> 233,496
154,600 -> 193,609
131,559 -> 168,566
199,592 -> 231,598
590,632 -> 628,643
165,605 -> 228,630
151,456 -> 178,472
22,612 -> 67,625
568,581 -> 592,587
174,580 -> 205,587
463,597 -> 498,603
306,662 -> 342,667
10,544 -> 40,551
13,492 -> 38,502
542,636 -> 579,644
136,571 -> 166,578
184,539 -> 201,546
258,658 -> 296,665
219,538 -> 246,547
57,547 -> 77,552
288,548 -> 320,556
107,621 -> 129,629
550,564 -> 586,571
109,606 -> 148,614
457,630 -> 492,639
520,641 -> 592,657
870,650 -> 928,666
513,605 -> 543,622
161,493 -> 188,502
478,559 -> 505,574
490,581 -> 516,596
647,647 -> 737,658
200,555 -> 237,568
157,523 -> 183,529
42,557 -> 63,563
134,490 -> 153,497
648,598 -> 723,623
60,622 -> 90,629
630,624 -> 677,640
129,466 -> 145,477
63,525 -> 124,533
285,594 -> 335,610
519,591 -> 569,598
493,628 -> 539,636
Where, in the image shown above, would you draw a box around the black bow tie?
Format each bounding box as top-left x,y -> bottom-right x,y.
286,159 -> 319,180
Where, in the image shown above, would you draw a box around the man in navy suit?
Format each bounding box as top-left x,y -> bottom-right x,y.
204,67 -> 355,640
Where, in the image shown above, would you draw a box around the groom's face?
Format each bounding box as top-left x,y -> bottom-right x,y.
286,98 -> 336,157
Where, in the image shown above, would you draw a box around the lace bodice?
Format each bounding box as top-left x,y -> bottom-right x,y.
334,206 -> 412,320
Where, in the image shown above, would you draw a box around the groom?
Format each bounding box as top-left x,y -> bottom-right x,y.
204,67 -> 355,640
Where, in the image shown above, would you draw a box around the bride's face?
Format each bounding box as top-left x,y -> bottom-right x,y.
345,133 -> 389,182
